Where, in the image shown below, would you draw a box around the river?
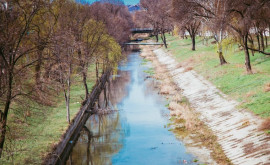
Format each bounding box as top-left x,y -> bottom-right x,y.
66,51 -> 199,165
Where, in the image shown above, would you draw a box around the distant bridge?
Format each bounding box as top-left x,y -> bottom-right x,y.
123,42 -> 163,51
131,28 -> 154,34
124,42 -> 163,45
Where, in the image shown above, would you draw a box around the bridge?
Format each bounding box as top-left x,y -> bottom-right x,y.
131,28 -> 154,34
124,42 -> 163,45
123,42 -> 163,51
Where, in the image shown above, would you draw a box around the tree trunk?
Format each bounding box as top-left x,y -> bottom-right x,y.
65,65 -> 71,123
163,34 -> 167,49
248,35 -> 255,56
64,90 -> 70,123
256,34 -> 261,51
35,48 -> 43,86
64,93 -> 70,124
155,34 -> 159,42
260,32 -> 265,51
217,43 -> 227,65
191,35 -> 196,51
202,37 -> 205,45
68,155 -> 72,165
82,71 -> 89,100
264,31 -> 268,47
84,126 -> 93,165
0,71 -> 12,158
104,85 -> 108,107
161,32 -> 168,48
219,52 -> 227,65
243,35 -> 252,74
95,61 -> 99,83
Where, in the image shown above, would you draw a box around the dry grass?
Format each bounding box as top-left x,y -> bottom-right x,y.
163,79 -> 172,85
151,60 -> 160,68
140,52 -> 147,57
168,100 -> 198,131
160,84 -> 175,95
175,63 -> 183,69
172,107 -> 231,164
264,83 -> 270,92
235,64 -> 244,68
172,94 -> 182,102
259,118 -> 270,131
170,110 -> 182,116
140,43 -> 231,164
184,66 -> 193,72
140,44 -> 231,164
145,56 -> 155,61
240,120 -> 250,129
155,66 -> 167,74
168,101 -> 183,111
246,91 -> 255,98
154,73 -> 167,80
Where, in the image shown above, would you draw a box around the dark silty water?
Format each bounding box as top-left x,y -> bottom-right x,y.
66,52 -> 198,165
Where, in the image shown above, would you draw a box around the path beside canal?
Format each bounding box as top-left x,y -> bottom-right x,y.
153,48 -> 270,165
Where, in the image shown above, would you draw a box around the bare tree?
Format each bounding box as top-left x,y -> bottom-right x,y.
140,0 -> 173,48
49,29 -> 77,123
225,0 -> 270,73
0,0 -> 53,157
172,0 -> 202,51
0,0 -> 130,159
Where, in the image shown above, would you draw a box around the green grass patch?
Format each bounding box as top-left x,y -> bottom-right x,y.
0,67 -> 96,164
143,67 -> 155,76
163,34 -> 270,117
141,59 -> 149,65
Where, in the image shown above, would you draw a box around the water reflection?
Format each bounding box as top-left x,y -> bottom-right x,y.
67,52 -> 198,165
66,113 -> 125,165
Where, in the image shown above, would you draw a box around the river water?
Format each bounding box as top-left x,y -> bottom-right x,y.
66,51 -> 199,165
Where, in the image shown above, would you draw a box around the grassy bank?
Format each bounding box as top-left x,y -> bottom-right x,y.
160,34 -> 270,118
0,69 -> 96,164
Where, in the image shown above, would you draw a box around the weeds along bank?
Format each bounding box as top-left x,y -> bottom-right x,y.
140,45 -> 231,164
159,34 -> 270,121
142,34 -> 270,164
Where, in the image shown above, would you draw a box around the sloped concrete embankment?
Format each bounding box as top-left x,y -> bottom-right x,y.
153,48 -> 270,165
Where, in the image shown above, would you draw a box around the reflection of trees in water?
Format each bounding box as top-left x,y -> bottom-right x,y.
97,70 -> 130,109
66,70 -> 131,165
142,75 -> 165,106
144,77 -> 168,118
67,113 -> 124,165
144,78 -> 159,97
108,70 -> 131,106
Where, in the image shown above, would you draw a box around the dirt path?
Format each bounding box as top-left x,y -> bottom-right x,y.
153,48 -> 270,165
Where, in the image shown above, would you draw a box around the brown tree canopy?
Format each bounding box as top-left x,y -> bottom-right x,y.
0,0 -> 132,158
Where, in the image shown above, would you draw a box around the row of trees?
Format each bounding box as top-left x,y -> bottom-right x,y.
135,0 -> 270,73
0,0 -> 132,158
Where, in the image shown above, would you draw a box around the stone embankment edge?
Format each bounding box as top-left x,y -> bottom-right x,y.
43,72 -> 110,165
153,48 -> 270,165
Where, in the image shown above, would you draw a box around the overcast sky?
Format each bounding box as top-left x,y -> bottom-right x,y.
83,0 -> 140,5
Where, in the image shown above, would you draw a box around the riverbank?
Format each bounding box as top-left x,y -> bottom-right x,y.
140,45 -> 230,164
163,34 -> 270,119
0,69 -> 96,164
140,41 -> 270,164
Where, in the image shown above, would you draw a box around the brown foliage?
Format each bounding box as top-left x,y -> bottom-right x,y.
259,118 -> 270,131
0,0 -> 133,158
264,83 -> 270,92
